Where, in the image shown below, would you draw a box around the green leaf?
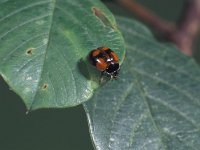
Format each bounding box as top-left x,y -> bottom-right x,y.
0,0 -> 125,110
84,16 -> 200,150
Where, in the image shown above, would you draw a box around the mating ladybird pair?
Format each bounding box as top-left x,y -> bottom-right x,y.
89,47 -> 120,79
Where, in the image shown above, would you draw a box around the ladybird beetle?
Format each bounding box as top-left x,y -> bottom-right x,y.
89,47 -> 120,79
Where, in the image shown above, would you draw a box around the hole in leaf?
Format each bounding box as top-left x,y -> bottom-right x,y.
92,7 -> 115,29
26,48 -> 35,55
42,83 -> 48,90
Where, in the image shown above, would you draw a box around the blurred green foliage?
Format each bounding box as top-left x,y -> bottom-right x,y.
104,0 -> 200,62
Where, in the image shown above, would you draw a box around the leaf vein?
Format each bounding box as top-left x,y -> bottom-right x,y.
126,44 -> 200,82
0,0 -> 51,23
162,130 -> 198,150
133,68 -> 200,107
28,0 -> 56,110
0,14 -> 51,40
134,71 -> 167,149
148,96 -> 200,129
1,33 -> 48,65
107,82 -> 135,147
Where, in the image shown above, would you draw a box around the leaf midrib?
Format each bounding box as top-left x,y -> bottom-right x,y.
29,0 -> 56,110
134,71 -> 167,150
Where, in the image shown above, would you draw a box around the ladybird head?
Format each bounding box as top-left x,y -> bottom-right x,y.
105,62 -> 120,79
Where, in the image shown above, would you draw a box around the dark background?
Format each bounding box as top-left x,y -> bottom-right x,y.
0,0 -> 199,150
0,77 -> 93,150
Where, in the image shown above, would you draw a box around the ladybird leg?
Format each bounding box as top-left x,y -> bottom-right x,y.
110,75 -> 113,80
110,74 -> 116,81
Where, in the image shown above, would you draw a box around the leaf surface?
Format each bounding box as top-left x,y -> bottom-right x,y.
0,0 -> 125,110
84,16 -> 200,150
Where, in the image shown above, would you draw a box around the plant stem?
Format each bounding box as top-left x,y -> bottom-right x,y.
118,0 -> 200,56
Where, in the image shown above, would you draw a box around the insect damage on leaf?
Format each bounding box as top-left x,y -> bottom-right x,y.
41,83 -> 48,90
26,48 -> 35,56
92,7 -> 116,30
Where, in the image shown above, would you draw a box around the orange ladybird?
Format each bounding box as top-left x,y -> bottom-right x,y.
89,47 -> 120,79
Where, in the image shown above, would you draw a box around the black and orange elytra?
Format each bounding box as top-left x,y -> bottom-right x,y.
89,47 -> 120,79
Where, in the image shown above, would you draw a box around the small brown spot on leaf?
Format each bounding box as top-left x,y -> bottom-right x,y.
92,7 -> 116,30
42,83 -> 48,90
26,48 -> 35,55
